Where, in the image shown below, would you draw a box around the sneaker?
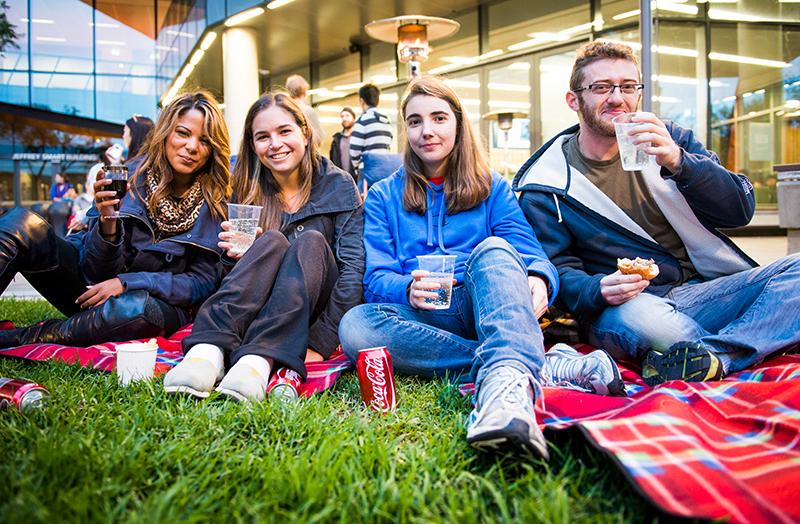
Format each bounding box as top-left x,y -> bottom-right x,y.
215,361 -> 268,402
466,365 -> 549,461
163,358 -> 224,399
543,343 -> 627,397
641,342 -> 724,387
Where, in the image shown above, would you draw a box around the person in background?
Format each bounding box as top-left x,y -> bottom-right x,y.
123,114 -> 155,162
164,91 -> 364,403
0,91 -> 230,349
68,164 -> 101,233
339,76 -> 624,463
329,106 -> 356,176
50,172 -> 73,202
349,83 -> 393,192
286,75 -> 325,149
514,40 -> 800,386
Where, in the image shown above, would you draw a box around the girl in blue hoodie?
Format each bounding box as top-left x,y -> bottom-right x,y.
338,76 -> 560,460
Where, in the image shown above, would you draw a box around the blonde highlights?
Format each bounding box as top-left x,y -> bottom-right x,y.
131,91 -> 231,220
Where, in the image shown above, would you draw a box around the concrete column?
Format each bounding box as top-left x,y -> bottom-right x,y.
223,27 -> 259,156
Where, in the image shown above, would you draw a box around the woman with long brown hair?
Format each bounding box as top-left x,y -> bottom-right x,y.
164,90 -> 364,402
339,76 -> 622,462
0,91 -> 230,348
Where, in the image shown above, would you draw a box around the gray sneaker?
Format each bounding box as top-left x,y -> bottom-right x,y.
466,365 -> 549,461
543,344 -> 627,397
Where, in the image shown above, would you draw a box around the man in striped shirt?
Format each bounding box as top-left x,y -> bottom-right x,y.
350,84 -> 394,189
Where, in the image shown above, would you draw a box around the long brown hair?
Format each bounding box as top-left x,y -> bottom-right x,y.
401,76 -> 491,216
131,91 -> 231,220
231,90 -> 317,231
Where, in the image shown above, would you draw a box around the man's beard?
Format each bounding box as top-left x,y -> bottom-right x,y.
577,95 -> 617,138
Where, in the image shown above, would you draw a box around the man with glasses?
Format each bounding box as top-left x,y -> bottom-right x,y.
513,40 -> 800,386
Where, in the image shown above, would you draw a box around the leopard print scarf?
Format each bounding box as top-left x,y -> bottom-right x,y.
144,170 -> 204,241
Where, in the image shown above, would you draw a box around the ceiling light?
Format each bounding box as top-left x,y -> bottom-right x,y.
656,46 -> 699,57
36,37 -> 65,42
166,30 -> 194,38
488,83 -> 531,92
333,82 -> 364,91
181,64 -> 194,77
709,52 -> 789,68
189,49 -> 204,65
722,95 -> 737,102
225,7 -> 264,27
488,101 -> 531,109
708,9 -> 768,21
444,79 -> 480,89
427,63 -> 460,74
200,32 -> 217,50
613,10 -> 640,20
509,62 -> 531,70
31,19 -> 54,24
267,0 -> 295,9
655,75 -> 698,85
97,40 -> 125,46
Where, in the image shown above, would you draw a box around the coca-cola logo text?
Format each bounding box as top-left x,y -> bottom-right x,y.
364,357 -> 394,412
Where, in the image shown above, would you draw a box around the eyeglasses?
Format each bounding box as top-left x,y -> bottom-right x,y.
573,83 -> 644,96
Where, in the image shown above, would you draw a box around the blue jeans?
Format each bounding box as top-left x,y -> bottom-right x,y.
584,253 -> 800,372
339,237 -> 546,390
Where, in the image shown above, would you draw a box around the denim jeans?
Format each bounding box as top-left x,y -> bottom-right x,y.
584,253 -> 800,372
338,237 -> 546,390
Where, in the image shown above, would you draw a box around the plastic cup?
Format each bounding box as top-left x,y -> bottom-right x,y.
416,254 -> 457,309
115,342 -> 157,385
612,112 -> 653,171
227,203 -> 262,255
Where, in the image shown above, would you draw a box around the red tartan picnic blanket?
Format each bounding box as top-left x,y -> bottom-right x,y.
542,347 -> 800,524
2,328 -> 799,523
0,324 -> 353,398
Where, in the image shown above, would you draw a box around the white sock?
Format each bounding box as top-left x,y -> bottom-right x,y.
236,354 -> 273,381
184,343 -> 224,373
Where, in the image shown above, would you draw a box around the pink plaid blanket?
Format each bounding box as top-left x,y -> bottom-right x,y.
0,324 -> 353,398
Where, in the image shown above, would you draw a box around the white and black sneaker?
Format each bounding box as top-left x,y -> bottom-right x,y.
543,344 -> 627,397
466,365 -> 548,461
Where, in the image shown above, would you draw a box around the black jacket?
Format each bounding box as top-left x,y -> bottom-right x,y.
329,132 -> 355,179
74,162 -> 223,321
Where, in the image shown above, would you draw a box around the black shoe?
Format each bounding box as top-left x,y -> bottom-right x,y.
641,342 -> 724,387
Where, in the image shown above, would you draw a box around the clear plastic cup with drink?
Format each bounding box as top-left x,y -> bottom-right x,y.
612,112 -> 653,171
416,254 -> 457,309
226,203 -> 262,255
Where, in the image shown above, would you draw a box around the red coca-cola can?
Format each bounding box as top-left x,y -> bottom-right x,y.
267,367 -> 301,403
0,377 -> 50,413
356,347 -> 397,413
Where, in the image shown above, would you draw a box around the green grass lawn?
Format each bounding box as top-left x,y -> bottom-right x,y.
0,298 -> 673,524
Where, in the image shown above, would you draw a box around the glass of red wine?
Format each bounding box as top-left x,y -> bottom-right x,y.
104,165 -> 128,218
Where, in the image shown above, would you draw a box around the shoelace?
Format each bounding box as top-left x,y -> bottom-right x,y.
472,369 -> 545,426
542,355 -> 595,394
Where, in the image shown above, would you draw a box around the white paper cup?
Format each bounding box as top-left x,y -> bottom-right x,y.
115,343 -> 157,385
612,112 -> 653,171
417,255 -> 457,309
227,203 -> 262,255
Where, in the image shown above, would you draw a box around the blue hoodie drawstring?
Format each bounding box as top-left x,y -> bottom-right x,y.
553,194 -> 563,223
425,185 -> 449,253
426,189 -> 434,247
437,194 -> 448,254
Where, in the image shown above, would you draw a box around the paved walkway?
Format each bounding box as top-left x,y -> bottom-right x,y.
1,236 -> 791,301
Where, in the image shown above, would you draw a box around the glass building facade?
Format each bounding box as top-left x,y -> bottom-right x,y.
2,0 -> 799,215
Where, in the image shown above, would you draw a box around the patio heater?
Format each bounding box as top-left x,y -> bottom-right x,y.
365,15 -> 460,77
481,110 -> 528,178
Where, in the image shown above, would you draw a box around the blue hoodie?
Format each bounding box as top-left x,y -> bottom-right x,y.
362,166 -> 559,306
